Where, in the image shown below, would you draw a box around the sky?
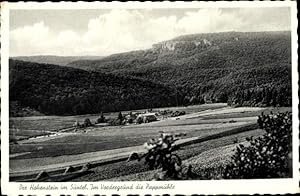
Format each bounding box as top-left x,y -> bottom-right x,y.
9,8 -> 291,56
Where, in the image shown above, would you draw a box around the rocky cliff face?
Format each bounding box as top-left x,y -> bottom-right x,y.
152,39 -> 212,53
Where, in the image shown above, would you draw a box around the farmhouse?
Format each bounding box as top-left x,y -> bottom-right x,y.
124,112 -> 139,124
136,113 -> 157,123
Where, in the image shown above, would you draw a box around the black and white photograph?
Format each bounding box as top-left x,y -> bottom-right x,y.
1,1 -> 299,195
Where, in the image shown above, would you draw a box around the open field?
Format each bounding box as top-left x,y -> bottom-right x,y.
10,106 -> 288,159
74,129 -> 263,181
9,123 -> 257,175
201,107 -> 291,120
10,103 -> 227,133
10,113 -> 255,159
9,129 -> 53,141
9,104 -> 291,181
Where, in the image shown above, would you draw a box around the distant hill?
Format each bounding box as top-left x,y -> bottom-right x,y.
9,60 -> 179,116
11,55 -> 103,66
9,32 -> 292,116
67,31 -> 292,107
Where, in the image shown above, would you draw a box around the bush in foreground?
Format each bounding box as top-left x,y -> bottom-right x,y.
128,133 -> 191,180
223,112 -> 292,179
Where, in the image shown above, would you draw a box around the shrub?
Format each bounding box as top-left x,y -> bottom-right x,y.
108,118 -> 125,126
118,112 -> 123,121
83,118 -> 93,127
223,112 -> 292,179
129,133 -> 187,180
135,117 -> 143,124
96,112 -> 106,123
107,112 -> 126,126
171,111 -> 186,117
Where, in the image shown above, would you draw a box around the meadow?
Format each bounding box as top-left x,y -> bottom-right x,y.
9,104 -> 292,181
9,103 -> 227,135
10,104 -> 257,160
75,129 -> 264,181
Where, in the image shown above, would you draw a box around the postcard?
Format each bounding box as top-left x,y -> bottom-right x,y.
1,1 -> 299,195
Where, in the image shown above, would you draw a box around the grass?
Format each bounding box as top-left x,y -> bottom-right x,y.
9,104 -> 290,181
10,129 -> 52,138
9,124 -> 258,176
72,129 -> 264,181
10,115 -> 97,132
9,130 -> 53,143
9,103 -> 227,133
202,107 -> 291,120
10,105 -> 282,160
10,121 -> 253,159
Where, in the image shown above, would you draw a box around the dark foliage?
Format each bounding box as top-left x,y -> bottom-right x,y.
10,32 -> 292,116
108,119 -> 125,126
227,83 -> 292,107
96,112 -> 106,123
118,112 -> 123,121
9,60 -> 179,116
223,112 -> 292,178
83,118 -> 93,127
171,111 -> 186,117
133,133 -> 184,180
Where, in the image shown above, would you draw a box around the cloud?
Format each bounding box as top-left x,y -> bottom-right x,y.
82,9 -> 147,54
10,8 -> 290,56
177,9 -> 242,33
10,21 -> 82,56
10,21 -> 50,55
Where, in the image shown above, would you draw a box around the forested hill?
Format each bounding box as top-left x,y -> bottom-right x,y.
9,60 -> 179,116
10,31 -> 292,116
67,31 -> 292,107
11,55 -> 103,66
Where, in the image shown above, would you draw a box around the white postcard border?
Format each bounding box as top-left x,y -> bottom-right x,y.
1,1 -> 299,195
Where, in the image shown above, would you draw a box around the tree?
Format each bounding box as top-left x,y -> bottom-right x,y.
118,112 -> 123,121
223,112 -> 292,179
96,112 -> 106,123
83,118 -> 93,127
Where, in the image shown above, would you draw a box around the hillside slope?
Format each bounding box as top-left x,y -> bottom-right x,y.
68,31 -> 292,106
9,60 -> 179,116
11,55 -> 103,66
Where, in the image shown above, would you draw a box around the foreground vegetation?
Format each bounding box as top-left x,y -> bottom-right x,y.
10,105 -> 265,176
130,112 -> 293,180
223,111 -> 292,178
11,111 -> 292,181
73,129 -> 264,181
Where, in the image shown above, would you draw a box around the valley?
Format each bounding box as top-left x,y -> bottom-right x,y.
8,31 -> 293,182
9,104 -> 291,181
